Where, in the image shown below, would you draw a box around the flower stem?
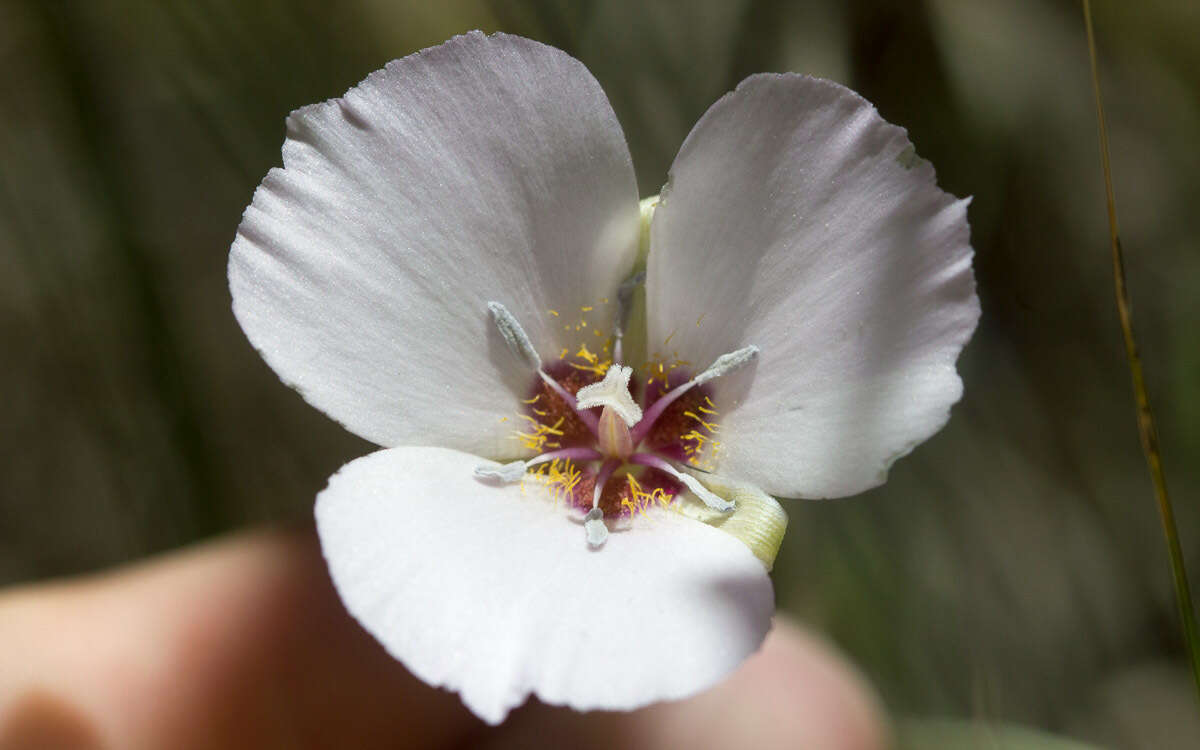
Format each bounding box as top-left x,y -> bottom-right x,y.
1082,0 -> 1200,707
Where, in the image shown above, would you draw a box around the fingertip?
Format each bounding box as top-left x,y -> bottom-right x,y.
0,527 -> 484,750
724,618 -> 890,750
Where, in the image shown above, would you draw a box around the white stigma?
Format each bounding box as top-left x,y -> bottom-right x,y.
584,507 -> 608,547
691,345 -> 759,386
488,301 -> 541,370
575,365 -> 643,426
473,460 -> 527,483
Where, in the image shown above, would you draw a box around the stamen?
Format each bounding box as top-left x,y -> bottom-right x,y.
488,301 -> 541,370
575,365 -> 643,426
488,302 -> 601,434
528,446 -> 604,466
476,447 -> 602,485
629,453 -> 734,513
630,345 -> 758,444
583,457 -> 620,548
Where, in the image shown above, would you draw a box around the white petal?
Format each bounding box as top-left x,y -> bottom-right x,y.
647,74 -> 979,499
315,446 -> 774,725
230,32 -> 639,455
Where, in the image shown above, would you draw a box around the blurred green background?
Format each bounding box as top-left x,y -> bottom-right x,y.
3,0 -> 1198,746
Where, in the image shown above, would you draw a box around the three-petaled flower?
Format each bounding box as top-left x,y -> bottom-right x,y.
229,31 -> 978,724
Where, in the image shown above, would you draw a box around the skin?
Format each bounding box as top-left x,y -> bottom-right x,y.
0,526 -> 888,750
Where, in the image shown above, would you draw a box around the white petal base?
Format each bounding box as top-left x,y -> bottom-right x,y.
315,446 -> 774,725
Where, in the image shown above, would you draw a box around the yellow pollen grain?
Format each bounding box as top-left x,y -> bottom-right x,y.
581,306 -> 594,312
548,309 -> 560,317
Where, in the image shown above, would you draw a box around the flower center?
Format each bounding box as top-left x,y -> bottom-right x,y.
477,301 -> 757,547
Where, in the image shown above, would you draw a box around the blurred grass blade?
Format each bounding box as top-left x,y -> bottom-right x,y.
1082,0 -> 1200,706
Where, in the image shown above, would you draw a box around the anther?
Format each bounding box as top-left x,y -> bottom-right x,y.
473,460 -> 527,483
692,345 -> 759,386
584,507 -> 608,547
488,301 -> 542,370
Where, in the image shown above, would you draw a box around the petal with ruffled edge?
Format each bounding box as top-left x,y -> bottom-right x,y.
315,446 -> 774,724
230,32 -> 639,458
646,74 -> 979,499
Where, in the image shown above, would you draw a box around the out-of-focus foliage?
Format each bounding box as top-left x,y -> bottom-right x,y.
2,1 -> 1198,747
898,719 -> 1102,750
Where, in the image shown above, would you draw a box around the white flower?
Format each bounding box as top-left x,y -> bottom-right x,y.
228,31 -> 979,724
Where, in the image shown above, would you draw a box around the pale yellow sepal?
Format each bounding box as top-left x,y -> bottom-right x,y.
674,472 -> 788,571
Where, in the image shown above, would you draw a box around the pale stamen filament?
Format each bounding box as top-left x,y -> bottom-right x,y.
528,446 -> 604,466
629,345 -> 759,445
538,371 -> 599,434
591,458 -> 621,509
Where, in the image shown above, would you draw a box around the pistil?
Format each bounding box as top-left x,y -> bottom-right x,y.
597,405 -> 633,459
